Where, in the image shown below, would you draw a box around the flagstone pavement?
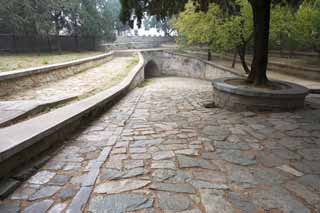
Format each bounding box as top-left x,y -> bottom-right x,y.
1,77 -> 320,213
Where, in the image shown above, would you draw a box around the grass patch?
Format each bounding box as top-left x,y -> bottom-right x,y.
0,51 -> 104,72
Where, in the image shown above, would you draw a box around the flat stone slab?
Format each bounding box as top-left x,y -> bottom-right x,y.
150,182 -> 196,194
95,179 -> 151,194
157,192 -> 193,211
28,171 -> 56,185
89,193 -> 153,213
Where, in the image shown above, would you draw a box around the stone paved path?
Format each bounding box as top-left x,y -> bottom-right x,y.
1,56 -> 135,102
1,77 -> 320,213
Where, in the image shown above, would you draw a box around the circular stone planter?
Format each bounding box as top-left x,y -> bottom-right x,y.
212,77 -> 309,111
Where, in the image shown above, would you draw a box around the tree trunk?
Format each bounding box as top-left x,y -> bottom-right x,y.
247,0 -> 271,85
208,49 -> 212,61
232,49 -> 237,68
238,46 -> 250,74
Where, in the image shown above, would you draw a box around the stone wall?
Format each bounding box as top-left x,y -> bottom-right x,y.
100,36 -> 175,51
115,36 -> 174,43
101,42 -> 162,52
0,53 -> 114,97
141,50 -> 241,81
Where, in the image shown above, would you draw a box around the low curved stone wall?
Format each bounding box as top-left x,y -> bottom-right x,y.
0,52 -> 114,97
213,77 -> 309,111
141,50 -> 241,81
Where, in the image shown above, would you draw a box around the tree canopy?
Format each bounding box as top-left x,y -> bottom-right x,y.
120,0 -> 319,85
0,0 -> 122,42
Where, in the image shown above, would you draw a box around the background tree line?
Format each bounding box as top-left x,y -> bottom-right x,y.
173,0 -> 320,73
0,0 -> 123,52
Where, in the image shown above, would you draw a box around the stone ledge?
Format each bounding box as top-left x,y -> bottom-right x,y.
212,77 -> 309,111
0,97 -> 77,128
0,52 -> 145,178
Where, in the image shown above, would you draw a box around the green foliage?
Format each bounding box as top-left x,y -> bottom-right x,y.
0,0 -> 121,41
293,0 -> 320,53
144,16 -> 172,36
173,0 -> 253,53
269,2 -> 295,50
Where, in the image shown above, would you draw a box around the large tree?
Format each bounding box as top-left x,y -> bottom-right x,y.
119,0 -> 280,85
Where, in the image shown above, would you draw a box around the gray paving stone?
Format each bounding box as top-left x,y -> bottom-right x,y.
152,169 -> 176,181
202,126 -> 230,141
95,146 -> 112,162
58,187 -> 78,201
175,149 -> 199,156
48,203 -> 67,213
200,189 -> 235,213
0,202 -> 20,213
95,179 -> 151,194
298,149 -> 320,161
150,182 -> 196,193
190,180 -> 229,190
124,160 -> 144,169
177,155 -> 218,170
66,186 -> 92,213
82,169 -> 100,187
216,150 -> 256,166
214,141 -> 251,151
151,160 -> 176,170
63,162 -> 81,171
297,175 -> 320,193
192,170 -> 226,183
131,139 -> 163,148
277,165 -> 304,176
152,151 -> 175,160
99,169 -> 124,181
157,192 -> 193,211
23,199 -> 54,213
123,167 -> 145,178
250,187 -> 310,213
48,175 -> 70,186
286,181 -> 320,209
29,186 -> 61,201
130,148 -> 147,153
179,209 -> 202,213
28,171 -> 56,185
10,187 -> 37,200
228,192 -> 259,213
89,193 -> 153,213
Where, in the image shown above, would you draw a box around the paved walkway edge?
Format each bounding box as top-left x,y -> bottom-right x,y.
0,52 -> 145,179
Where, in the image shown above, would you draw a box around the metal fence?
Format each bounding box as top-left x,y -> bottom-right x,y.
0,34 -> 99,53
